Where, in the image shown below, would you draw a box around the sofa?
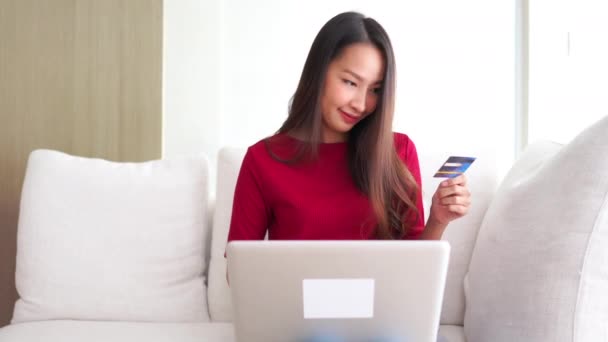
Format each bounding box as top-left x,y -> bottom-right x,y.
1,116 -> 607,342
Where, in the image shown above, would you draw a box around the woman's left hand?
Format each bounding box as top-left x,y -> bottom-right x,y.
429,174 -> 471,225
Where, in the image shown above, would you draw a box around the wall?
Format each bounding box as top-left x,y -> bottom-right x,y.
163,0 -> 223,188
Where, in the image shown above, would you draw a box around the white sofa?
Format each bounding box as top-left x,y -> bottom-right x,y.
1,116 -> 607,342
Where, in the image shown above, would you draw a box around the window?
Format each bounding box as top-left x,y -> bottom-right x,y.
528,0 -> 608,145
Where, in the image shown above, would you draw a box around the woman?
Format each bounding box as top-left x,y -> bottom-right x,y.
226,11 -> 466,342
227,11 -> 471,244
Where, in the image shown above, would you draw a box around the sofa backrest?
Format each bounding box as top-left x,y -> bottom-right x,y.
207,145 -> 500,325
207,148 -> 246,322
418,149 -> 499,324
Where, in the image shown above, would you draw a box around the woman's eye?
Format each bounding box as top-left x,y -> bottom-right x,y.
342,79 -> 356,87
371,87 -> 382,94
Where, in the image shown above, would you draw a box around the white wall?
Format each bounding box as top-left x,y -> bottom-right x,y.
163,0 -> 224,186
164,0 -> 516,188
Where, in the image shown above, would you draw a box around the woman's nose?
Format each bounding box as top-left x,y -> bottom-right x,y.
350,89 -> 367,113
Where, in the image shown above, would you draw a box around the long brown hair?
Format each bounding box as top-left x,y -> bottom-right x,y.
270,11 -> 419,239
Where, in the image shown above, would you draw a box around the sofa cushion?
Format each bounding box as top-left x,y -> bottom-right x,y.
13,150 -> 210,323
208,146 -> 498,325
465,116 -> 608,341
0,321 -> 234,342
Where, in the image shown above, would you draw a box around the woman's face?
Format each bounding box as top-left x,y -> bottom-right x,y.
320,42 -> 385,143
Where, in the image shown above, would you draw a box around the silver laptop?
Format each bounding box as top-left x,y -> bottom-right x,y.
226,240 -> 450,342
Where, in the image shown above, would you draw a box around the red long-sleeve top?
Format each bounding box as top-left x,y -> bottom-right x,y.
227,132 -> 425,241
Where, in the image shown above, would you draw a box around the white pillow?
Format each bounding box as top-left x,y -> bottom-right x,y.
13,150 -> 210,323
465,116 -> 608,341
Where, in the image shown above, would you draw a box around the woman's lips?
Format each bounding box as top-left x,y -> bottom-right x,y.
339,109 -> 361,124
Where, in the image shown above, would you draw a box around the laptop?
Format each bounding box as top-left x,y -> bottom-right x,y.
226,240 -> 450,342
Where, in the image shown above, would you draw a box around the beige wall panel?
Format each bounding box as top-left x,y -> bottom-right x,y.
0,0 -> 162,327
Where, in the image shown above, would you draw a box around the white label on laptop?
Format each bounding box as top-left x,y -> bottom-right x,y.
302,278 -> 375,319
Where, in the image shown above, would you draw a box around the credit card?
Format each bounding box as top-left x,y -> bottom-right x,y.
433,156 -> 476,178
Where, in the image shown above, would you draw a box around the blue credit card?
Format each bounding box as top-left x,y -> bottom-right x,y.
433,156 -> 476,178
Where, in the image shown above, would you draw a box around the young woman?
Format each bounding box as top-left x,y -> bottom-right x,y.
226,11 -> 466,342
227,11 -> 471,244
